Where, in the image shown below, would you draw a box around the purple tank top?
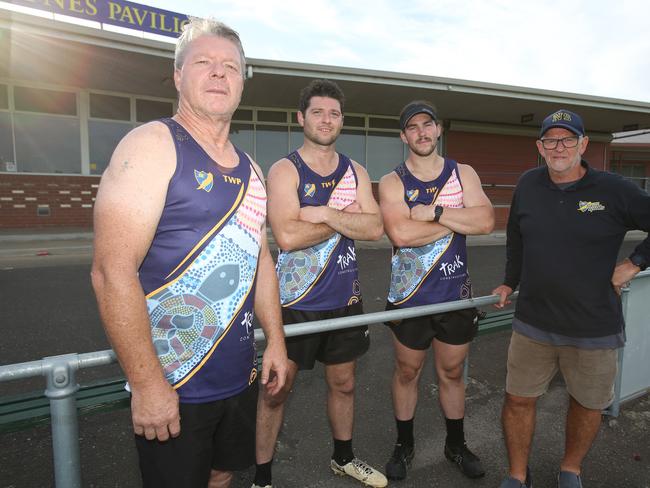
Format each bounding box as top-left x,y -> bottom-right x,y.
139,118 -> 266,402
276,151 -> 362,311
388,159 -> 472,307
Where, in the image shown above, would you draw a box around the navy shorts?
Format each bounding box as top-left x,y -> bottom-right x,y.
284,302 -> 370,370
134,381 -> 258,488
385,302 -> 479,349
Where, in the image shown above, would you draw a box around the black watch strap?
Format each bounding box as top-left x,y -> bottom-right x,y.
433,205 -> 444,223
629,253 -> 648,271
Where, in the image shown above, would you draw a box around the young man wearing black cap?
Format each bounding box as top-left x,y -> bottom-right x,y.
492,109 -> 650,488
379,100 -> 495,481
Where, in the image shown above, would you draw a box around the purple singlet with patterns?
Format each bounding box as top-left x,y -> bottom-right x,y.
276,151 -> 362,311
388,158 -> 472,308
138,118 -> 265,403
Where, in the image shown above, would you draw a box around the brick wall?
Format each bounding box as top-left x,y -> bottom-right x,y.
0,174 -> 99,229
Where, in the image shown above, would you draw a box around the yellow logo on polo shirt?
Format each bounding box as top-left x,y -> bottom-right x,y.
577,201 -> 605,213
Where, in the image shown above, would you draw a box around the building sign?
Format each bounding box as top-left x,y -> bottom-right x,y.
9,0 -> 189,38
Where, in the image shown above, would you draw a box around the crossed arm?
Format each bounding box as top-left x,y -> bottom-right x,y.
379,163 -> 495,248
267,159 -> 383,251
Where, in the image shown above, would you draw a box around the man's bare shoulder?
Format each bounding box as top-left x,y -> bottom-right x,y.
379,170 -> 400,188
267,157 -> 297,180
104,121 -> 175,180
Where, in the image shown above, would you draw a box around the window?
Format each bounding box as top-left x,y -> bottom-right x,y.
369,117 -> 400,130
0,112 -> 14,171
89,120 -> 133,175
14,86 -> 77,115
0,84 -> 8,110
230,123 -> 254,157
90,93 -> 130,121
343,115 -> 365,128
14,113 -> 81,173
289,128 -> 303,151
233,109 -> 253,121
337,130 -> 366,166
136,99 -> 173,123
257,110 -> 287,123
366,131 -> 404,180
255,126 -> 288,175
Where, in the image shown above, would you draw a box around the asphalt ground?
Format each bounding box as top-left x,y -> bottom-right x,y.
0,233 -> 648,487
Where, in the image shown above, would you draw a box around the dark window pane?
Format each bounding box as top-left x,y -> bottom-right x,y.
230,123 -> 254,156
343,115 -> 365,128
337,130 -> 366,167
256,125 -> 288,175
90,93 -> 130,121
291,112 -> 299,124
233,109 -> 253,121
366,131 -> 404,180
89,120 -> 133,175
289,128 -> 303,152
0,112 -> 15,171
136,99 -> 173,122
14,113 -> 80,173
369,117 -> 400,130
257,110 -> 287,123
14,86 -> 77,115
0,84 -> 7,110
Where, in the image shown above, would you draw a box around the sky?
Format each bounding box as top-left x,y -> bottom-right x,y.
133,0 -> 650,104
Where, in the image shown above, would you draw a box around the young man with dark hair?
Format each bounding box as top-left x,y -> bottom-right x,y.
379,100 -> 494,482
252,79 -> 387,488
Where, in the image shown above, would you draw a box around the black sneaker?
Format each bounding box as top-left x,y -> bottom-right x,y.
444,442 -> 485,478
385,443 -> 414,480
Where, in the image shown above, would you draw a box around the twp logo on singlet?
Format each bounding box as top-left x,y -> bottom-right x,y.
439,254 -> 464,277
337,246 -> 357,270
321,179 -> 336,189
223,175 -> 242,185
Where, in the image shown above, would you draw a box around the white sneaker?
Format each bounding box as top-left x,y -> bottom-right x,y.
330,458 -> 388,487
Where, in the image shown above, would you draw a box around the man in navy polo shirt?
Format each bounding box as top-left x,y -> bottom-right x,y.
493,109 -> 650,488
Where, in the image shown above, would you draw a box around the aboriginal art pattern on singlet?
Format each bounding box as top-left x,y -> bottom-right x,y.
388,158 -> 471,307
138,118 -> 266,403
276,151 -> 361,311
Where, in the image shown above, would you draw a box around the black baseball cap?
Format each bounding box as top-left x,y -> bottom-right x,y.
399,101 -> 437,131
539,109 -> 585,137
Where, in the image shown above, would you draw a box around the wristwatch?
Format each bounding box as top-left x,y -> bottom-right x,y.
629,253 -> 648,271
433,205 -> 444,223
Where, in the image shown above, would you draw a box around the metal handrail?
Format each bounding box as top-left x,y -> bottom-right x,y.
0,294 -> 513,487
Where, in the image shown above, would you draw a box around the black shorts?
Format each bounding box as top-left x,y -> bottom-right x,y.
284,302 -> 370,370
385,302 -> 479,349
134,381 -> 258,488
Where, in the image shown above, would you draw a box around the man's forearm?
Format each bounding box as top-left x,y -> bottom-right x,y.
273,219 -> 335,251
437,205 -> 495,235
92,271 -> 167,388
254,253 -> 286,345
323,209 -> 383,241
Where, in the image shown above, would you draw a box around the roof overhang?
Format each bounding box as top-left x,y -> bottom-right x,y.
3,8 -> 650,139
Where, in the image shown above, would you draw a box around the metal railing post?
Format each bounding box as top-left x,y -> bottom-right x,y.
43,354 -> 82,488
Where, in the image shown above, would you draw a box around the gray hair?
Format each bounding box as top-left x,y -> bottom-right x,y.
174,17 -> 246,78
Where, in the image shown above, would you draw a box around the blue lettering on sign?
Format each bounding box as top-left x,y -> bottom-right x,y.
9,0 -> 189,38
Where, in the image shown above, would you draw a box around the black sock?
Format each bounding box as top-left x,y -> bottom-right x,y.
332,438 -> 354,466
253,459 -> 273,487
445,417 -> 465,449
396,417 -> 414,447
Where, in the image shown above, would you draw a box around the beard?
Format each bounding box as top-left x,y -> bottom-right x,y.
303,125 -> 340,147
409,138 -> 437,157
